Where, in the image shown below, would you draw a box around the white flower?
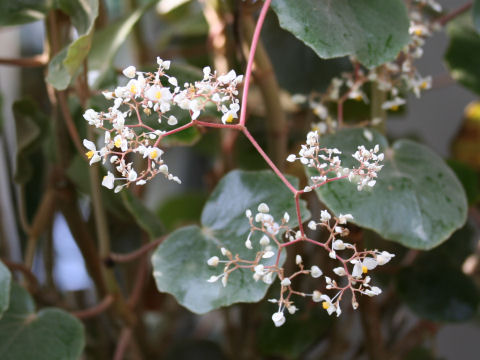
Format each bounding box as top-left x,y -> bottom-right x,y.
286,154 -> 296,162
83,139 -> 101,165
262,251 -> 275,259
295,255 -> 303,265
122,65 -> 136,78
333,267 -> 346,276
364,286 -> 382,297
207,275 -> 219,283
312,290 -> 322,302
338,213 -> 353,224
167,115 -> 178,126
287,305 -> 298,314
257,203 -> 269,213
272,311 -> 285,327
320,295 -> 336,315
352,257 -> 378,278
281,278 -> 291,287
320,210 -> 331,222
376,251 -> 395,265
259,235 -> 270,246
308,221 -> 317,230
332,240 -> 345,251
381,97 -> 405,111
207,256 -> 219,267
102,171 -> 115,189
310,265 -> 323,278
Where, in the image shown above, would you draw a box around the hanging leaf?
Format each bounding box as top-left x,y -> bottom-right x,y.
88,0 -> 158,89
121,190 -> 164,239
397,261 -> 479,322
0,0 -> 51,26
308,128 -> 467,250
46,0 -> 99,90
445,13 -> 480,95
0,261 -> 11,319
13,99 -> 49,184
271,0 -> 410,68
0,283 -> 85,359
152,170 -> 310,314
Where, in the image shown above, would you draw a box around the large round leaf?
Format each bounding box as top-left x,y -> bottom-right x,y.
271,0 -> 410,68
0,283 -> 85,359
152,170 -> 310,314
0,261 -> 11,318
309,129 -> 467,250
397,262 -> 479,322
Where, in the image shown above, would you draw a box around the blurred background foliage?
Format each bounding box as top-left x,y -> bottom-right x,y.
0,0 -> 479,359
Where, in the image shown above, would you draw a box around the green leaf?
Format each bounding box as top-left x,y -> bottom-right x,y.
0,261 -> 11,319
156,191 -> 207,232
397,261 -> 479,322
88,0 -> 157,89
121,190 -> 164,239
447,159 -> 480,206
152,170 -> 310,314
270,0 -> 410,68
46,0 -> 99,90
0,0 -> 51,26
13,99 -> 49,184
445,13 -> 480,95
0,283 -> 85,359
473,0 -> 480,33
309,128 -> 468,250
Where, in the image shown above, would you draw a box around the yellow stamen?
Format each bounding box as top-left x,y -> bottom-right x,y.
114,138 -> 122,148
414,29 -> 422,36
143,108 -> 151,115
149,150 -> 158,160
322,301 -> 330,310
155,91 -> 162,100
420,81 -> 428,90
391,105 -> 399,111
225,113 -> 234,123
354,94 -> 363,101
86,150 -> 94,159
130,84 -> 137,94
362,265 -> 368,274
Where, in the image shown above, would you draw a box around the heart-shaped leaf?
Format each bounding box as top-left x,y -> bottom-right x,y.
308,128 -> 467,250
0,283 -> 85,359
152,170 -> 310,314
0,261 -> 11,318
271,0 -> 410,68
46,0 -> 99,90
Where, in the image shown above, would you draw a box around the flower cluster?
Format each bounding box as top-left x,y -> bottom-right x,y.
207,203 -> 394,327
82,58 -> 242,192
292,0 -> 440,131
287,130 -> 384,192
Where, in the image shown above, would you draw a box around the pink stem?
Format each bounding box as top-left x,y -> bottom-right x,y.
239,0 -> 272,126
242,128 -> 297,194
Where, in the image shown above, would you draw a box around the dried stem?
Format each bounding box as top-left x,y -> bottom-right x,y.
108,237 -> 165,263
437,2 -> 473,26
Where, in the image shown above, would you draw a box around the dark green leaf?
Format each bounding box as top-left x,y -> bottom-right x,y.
447,159 -> 480,205
13,99 -> 48,184
121,190 -> 164,239
0,283 -> 85,359
156,191 -> 207,231
88,0 -> 157,89
0,0 -> 50,26
46,0 -> 99,90
310,128 -> 467,250
397,261 -> 479,322
258,297 -> 332,358
152,170 -> 310,314
0,261 -> 11,318
445,13 -> 480,95
473,0 -> 480,33
271,0 -> 410,67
